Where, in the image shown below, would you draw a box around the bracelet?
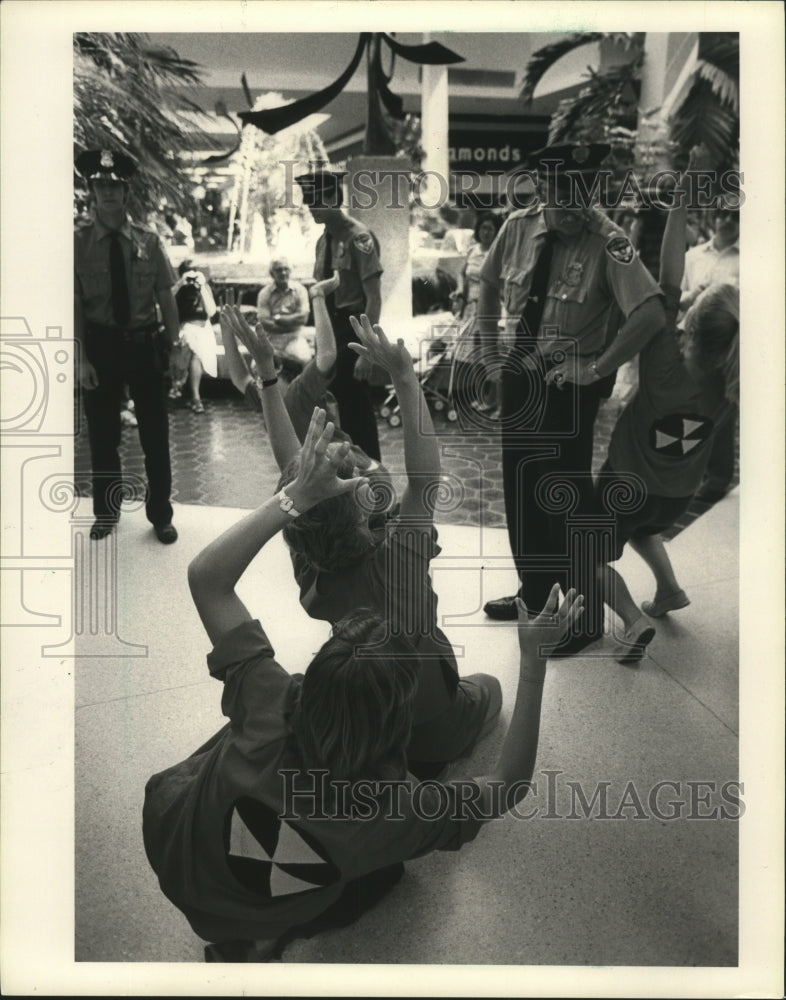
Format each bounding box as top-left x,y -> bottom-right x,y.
588,360 -> 604,381
260,376 -> 278,389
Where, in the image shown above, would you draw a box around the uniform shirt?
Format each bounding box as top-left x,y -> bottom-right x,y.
74,217 -> 175,328
606,285 -> 730,497
682,237 -> 740,292
256,281 -> 309,328
142,619 -> 482,942
290,521 -> 460,727
314,221 -> 383,311
480,205 -> 661,355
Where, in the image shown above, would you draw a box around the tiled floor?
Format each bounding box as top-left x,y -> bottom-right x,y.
73,367 -> 738,535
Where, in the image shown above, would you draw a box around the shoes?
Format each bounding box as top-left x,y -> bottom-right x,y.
641,589 -> 690,618
89,519 -> 117,540
154,523 -> 178,544
613,617 -> 656,665
168,387 -> 183,401
120,409 -> 138,427
483,594 -> 520,620
694,483 -> 730,504
546,630 -> 603,659
204,939 -> 278,963
191,400 -> 205,413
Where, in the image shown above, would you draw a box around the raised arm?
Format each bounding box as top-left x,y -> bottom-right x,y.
309,271 -> 341,375
468,585 -> 584,817
188,408 -> 368,645
221,304 -> 301,472
348,315 -> 440,520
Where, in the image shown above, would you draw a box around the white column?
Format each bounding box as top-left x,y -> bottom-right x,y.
421,33 -> 450,205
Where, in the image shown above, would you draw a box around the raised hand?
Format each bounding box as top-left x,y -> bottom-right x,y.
348,314 -> 413,381
286,407 -> 369,510
310,270 -> 340,299
220,305 -> 276,376
516,584 -> 584,664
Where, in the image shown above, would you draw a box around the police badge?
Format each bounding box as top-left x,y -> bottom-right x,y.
606,236 -> 635,265
564,262 -> 584,286
354,233 -> 375,255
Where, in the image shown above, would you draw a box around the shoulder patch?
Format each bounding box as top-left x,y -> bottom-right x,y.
353,232 -> 375,255
606,235 -> 635,265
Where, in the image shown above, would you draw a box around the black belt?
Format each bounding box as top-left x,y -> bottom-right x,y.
86,321 -> 159,341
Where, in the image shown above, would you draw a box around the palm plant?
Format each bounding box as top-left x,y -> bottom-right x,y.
74,32 -> 217,217
520,31 -> 739,174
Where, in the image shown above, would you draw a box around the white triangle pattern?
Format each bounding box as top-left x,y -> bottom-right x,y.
655,430 -> 680,450
229,811 -> 271,862
269,864 -> 321,897
681,438 -> 701,454
272,820 -> 325,865
682,418 -> 704,437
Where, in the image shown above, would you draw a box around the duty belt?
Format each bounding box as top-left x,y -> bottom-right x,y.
86,320 -> 159,343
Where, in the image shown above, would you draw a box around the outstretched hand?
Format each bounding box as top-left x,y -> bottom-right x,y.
310,270 -> 340,299
348,314 -> 413,380
220,304 -> 276,374
287,407 -> 369,511
516,584 -> 584,662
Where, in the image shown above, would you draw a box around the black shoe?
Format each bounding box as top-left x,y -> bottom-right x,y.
546,631 -> 603,659
483,594 -> 520,620
89,519 -> 117,540
694,486 -> 729,504
154,523 -> 178,544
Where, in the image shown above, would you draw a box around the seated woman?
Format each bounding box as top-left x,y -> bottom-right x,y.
594,148 -> 740,663
143,406 -> 583,962
256,258 -> 312,369
227,303 -> 503,778
171,260 -> 220,413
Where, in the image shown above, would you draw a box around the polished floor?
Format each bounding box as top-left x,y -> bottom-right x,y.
72,366 -> 742,977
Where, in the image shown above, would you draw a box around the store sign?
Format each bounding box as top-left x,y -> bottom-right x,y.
448,124 -> 549,172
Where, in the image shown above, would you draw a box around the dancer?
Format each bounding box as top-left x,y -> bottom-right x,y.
591,151 -> 740,663
143,404 -> 583,962
243,307 -> 503,778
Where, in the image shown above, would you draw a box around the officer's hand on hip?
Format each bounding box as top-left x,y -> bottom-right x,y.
79,358 -> 99,391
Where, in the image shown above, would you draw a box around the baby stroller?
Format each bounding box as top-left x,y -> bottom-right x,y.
379,336 -> 459,427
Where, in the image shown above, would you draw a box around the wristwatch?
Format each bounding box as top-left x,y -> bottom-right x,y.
278,488 -> 301,518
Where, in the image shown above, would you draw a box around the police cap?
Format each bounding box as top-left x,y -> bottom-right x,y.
530,142 -> 611,184
294,162 -> 347,207
75,149 -> 138,183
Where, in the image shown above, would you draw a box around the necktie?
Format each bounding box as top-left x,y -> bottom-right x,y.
518,232 -> 555,340
109,231 -> 130,328
321,231 -> 333,280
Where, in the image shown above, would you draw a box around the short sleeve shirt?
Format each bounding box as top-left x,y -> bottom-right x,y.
481,206 -> 661,355
606,284 -> 729,497
256,281 -> 309,324
74,218 -> 176,328
682,239 -> 740,292
142,619 -> 482,942
291,520 -> 460,727
314,221 -> 383,311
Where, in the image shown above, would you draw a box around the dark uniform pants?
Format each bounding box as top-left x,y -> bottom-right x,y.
500,342 -> 605,637
83,323 -> 173,527
326,306 -> 381,462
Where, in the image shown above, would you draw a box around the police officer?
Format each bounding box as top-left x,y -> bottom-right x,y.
74,149 -> 180,543
477,143 -> 666,655
296,165 -> 383,462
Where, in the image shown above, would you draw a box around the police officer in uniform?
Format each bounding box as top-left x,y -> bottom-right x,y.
296,165 -> 383,462
74,149 -> 180,542
477,143 -> 666,655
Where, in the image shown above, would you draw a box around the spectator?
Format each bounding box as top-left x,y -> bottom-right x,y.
171,260 -> 220,413
256,258 -> 312,369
